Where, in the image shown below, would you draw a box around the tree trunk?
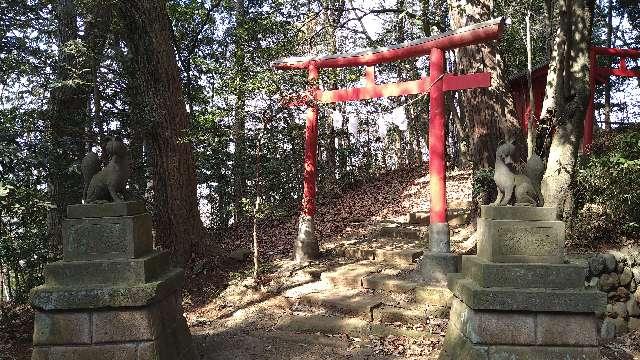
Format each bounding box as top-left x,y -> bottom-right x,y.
117,0 -> 204,265
540,0 -> 592,219
232,0 -> 247,224
447,0 -> 526,170
604,0 -> 613,130
47,0 -> 111,251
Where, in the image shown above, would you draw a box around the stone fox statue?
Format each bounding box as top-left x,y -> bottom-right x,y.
492,140 -> 544,206
81,137 -> 130,203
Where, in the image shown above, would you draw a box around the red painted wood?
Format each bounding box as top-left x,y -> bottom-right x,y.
302,62 -> 319,217
313,72 -> 490,104
592,47 -> 640,57
595,67 -> 640,78
429,47 -> 447,225
272,18 -> 505,70
442,72 -> 491,91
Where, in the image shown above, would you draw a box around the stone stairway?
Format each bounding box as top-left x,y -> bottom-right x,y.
277,222 -> 453,339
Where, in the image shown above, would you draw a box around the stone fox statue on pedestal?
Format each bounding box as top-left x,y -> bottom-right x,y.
81,137 -> 130,203
492,140 -> 544,206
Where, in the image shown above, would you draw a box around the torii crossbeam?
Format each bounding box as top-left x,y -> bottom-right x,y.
273,18 -> 507,264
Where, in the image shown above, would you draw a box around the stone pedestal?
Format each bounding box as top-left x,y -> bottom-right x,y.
417,222 -> 460,286
295,215 -> 320,263
439,206 -> 606,360
30,202 -> 195,360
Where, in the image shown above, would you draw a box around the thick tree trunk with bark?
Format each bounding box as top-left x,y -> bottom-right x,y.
447,0 -> 526,170
47,0 -> 112,250
118,0 -> 204,264
540,0 -> 592,219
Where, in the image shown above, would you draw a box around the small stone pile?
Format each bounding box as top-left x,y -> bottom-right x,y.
586,248 -> 640,337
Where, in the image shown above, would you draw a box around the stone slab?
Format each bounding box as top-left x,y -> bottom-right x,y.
33,311 -> 92,345
448,274 -> 607,313
439,324 -> 600,360
67,201 -> 146,219
361,273 -> 417,293
320,262 -> 381,289
62,214 -> 153,261
449,298 -> 536,345
477,219 -> 565,264
374,249 -> 423,265
30,269 -> 184,310
44,251 -> 169,287
480,206 -> 557,221
278,315 -> 432,339
416,252 -> 461,286
415,285 -> 453,306
461,255 -> 586,289
448,298 -> 599,346
488,345 -> 600,360
299,290 -> 383,318
92,306 -> 162,343
32,344 -> 139,360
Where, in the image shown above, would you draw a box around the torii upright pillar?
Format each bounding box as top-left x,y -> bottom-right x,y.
273,18 -> 507,264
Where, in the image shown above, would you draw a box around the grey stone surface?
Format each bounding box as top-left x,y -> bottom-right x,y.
448,274 -> 607,313
476,218 -> 565,264
599,272 -> 620,292
603,253 -> 617,273
67,201 -> 145,219
429,222 -> 450,253
45,251 -> 168,287
438,323 -> 489,360
626,298 -> 640,317
416,252 -> 460,286
629,317 -> 640,331
620,267 -> 633,286
488,345 -> 600,360
600,317 -> 617,340
588,254 -> 606,277
92,306 -> 162,343
480,206 -> 556,221
62,214 -> 153,261
461,255 -> 585,289
414,285 -> 453,306
612,301 -> 628,318
32,343 -> 139,360
535,313 -> 598,346
82,137 -> 130,203
33,311 -> 91,345
632,268 -> 640,283
449,298 -> 536,345
30,268 -> 184,311
294,215 -> 319,263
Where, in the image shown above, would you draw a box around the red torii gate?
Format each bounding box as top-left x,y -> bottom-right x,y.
273,18 -> 507,263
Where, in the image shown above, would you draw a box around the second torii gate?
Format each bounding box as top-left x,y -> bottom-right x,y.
273,18 -> 508,265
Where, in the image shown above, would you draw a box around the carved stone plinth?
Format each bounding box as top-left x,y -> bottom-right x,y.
30,202 -> 195,360
439,206 -> 606,360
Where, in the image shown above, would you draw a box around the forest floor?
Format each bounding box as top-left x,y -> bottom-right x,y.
2,166 -> 639,359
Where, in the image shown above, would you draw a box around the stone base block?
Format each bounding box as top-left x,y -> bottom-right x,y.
30,268 -> 183,311
32,292 -> 195,360
461,256 -> 586,289
448,274 -> 607,313
439,307 -> 601,360
44,251 -> 169,287
429,223 -> 450,253
480,205 -> 557,221
477,218 -> 565,264
295,215 -> 319,262
449,298 -> 599,346
416,252 -> 460,286
62,213 -> 153,261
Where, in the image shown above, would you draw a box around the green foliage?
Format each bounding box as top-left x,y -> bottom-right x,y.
572,130 -> 640,246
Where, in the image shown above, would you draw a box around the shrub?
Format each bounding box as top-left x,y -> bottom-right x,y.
572,129 -> 640,247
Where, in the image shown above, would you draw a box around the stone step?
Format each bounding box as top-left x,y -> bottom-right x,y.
376,224 -> 427,241
372,303 -> 449,324
408,208 -> 470,226
298,289 -> 385,319
335,238 -> 424,264
278,314 -> 434,339
320,261 -> 383,288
